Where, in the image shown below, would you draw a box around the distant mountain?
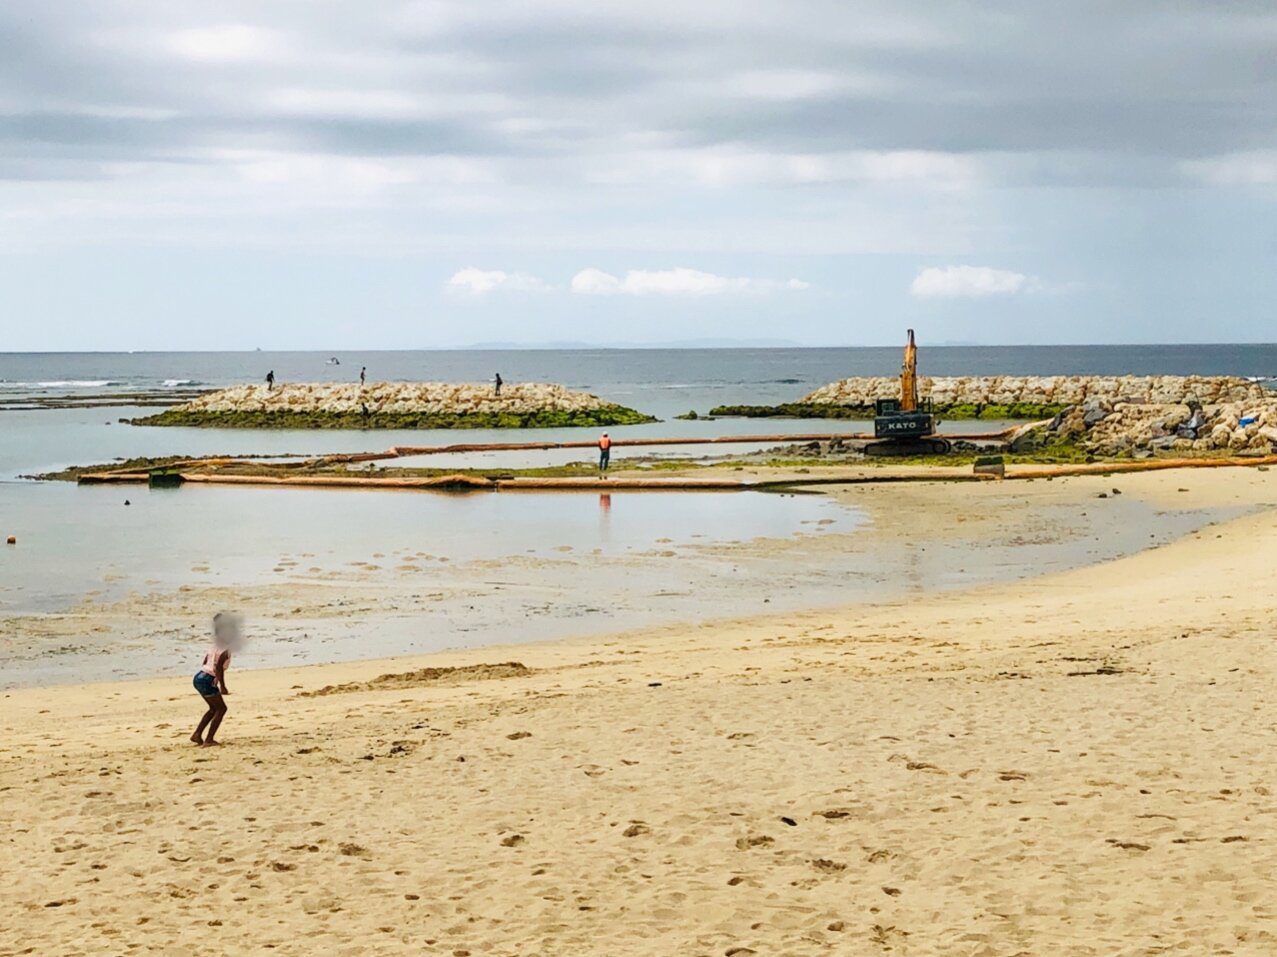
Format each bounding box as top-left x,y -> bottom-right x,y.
460,337 -> 803,350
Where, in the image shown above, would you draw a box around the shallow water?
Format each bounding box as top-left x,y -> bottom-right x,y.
0,482 -> 859,615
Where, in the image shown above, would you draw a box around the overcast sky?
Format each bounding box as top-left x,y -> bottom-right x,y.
2,1 -> 1275,349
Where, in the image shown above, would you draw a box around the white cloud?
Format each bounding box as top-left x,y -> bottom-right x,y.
446,268 -> 550,295
1182,151 -> 1277,186
910,265 -> 1040,299
266,88 -> 423,119
584,148 -> 979,189
165,25 -> 284,63
571,267 -> 809,296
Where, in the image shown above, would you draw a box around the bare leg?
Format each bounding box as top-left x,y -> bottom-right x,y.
192,699 -> 218,744
203,699 -> 228,746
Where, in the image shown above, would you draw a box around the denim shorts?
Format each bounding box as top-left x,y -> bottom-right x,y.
193,671 -> 220,697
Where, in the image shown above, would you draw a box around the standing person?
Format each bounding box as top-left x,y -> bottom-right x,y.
191,613 -> 238,747
265,370 -> 275,391
598,432 -> 612,476
360,366 -> 366,386
494,372 -> 503,396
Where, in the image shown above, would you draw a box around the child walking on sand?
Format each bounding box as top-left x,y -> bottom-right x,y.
191,613 -> 239,747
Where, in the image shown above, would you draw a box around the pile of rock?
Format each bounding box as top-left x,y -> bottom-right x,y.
172,382 -> 627,416
803,375 -> 1269,409
1046,397 -> 1277,456
132,382 -> 655,429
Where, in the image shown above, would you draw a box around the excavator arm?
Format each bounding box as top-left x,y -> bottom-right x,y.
901,328 -> 919,412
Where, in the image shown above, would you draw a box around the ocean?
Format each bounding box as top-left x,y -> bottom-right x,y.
3,344 -> 1276,421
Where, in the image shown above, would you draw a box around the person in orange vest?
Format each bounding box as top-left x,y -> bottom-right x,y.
598,432 -> 612,476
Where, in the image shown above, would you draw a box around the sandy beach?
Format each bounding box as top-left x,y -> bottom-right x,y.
3,466 -> 1276,955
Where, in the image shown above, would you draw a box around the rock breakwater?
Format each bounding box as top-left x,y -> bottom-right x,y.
1031,396 -> 1277,457
802,375 -> 1268,411
710,375 -> 1269,420
132,382 -> 656,429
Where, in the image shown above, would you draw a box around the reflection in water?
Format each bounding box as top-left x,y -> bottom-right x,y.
598,493 -> 612,543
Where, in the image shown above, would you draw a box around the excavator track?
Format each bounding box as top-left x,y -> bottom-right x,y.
864,436 -> 952,457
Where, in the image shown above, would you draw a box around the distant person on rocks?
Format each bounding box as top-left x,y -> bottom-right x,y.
191,613 -> 239,747
598,432 -> 612,476
494,373 -> 503,396
265,370 -> 275,391
360,366 -> 366,386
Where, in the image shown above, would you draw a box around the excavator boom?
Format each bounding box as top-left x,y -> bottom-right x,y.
901,328 -> 918,412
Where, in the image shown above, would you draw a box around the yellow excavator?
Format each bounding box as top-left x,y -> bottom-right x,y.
868,329 -> 951,455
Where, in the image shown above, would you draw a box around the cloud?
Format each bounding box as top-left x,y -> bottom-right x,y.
571,267 -> 808,296
910,265 -> 1040,299
164,25 -> 284,63
446,268 -> 550,295
1183,151 -> 1277,187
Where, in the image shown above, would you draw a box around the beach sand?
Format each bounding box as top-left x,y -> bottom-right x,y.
3,468 -> 1277,955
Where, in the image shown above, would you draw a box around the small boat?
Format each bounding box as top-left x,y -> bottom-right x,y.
327,357 -> 341,365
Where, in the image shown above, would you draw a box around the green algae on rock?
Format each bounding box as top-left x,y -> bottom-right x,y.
706,401 -> 1068,420
128,382 -> 657,430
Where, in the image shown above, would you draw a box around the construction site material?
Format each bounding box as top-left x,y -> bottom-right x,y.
70,454 -> 1277,494
47,427 -> 1023,484
1007,455 -> 1277,480
1034,397 -> 1277,456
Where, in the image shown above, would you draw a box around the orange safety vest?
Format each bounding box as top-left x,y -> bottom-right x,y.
599,436 -> 612,450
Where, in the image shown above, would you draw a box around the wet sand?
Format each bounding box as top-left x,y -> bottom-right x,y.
3,467 -> 1277,955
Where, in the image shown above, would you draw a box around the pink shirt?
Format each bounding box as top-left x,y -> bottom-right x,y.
200,646 -> 230,677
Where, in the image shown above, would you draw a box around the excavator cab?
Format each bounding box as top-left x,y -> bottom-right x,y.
872,396 -> 936,439
868,330 -> 950,454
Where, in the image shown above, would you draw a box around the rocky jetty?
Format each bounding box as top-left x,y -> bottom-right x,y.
802,375 -> 1268,410
1029,396 -> 1277,457
131,382 -> 656,429
711,375 -> 1270,420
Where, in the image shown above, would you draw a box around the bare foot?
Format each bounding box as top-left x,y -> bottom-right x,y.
190,734 -> 203,745
201,740 -> 221,747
